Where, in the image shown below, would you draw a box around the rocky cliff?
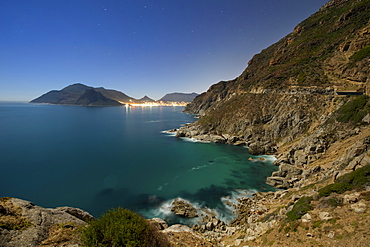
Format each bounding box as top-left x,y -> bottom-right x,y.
172,1 -> 370,244
179,0 -> 370,188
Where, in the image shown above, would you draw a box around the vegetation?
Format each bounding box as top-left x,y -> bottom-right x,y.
319,164 -> 370,197
81,207 -> 170,247
336,95 -> 369,124
0,197 -> 33,230
350,44 -> 370,62
286,196 -> 313,222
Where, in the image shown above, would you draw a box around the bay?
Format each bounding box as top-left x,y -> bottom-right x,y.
0,102 -> 277,224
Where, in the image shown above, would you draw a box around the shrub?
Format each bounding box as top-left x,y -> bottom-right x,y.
286,196 -> 313,221
350,44 -> 370,62
81,207 -> 170,247
336,95 -> 369,123
319,164 -> 370,197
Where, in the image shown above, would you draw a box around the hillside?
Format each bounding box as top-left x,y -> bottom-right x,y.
182,0 -> 370,155
30,83 -> 134,106
175,0 -> 370,245
159,92 -> 199,102
30,83 -> 196,106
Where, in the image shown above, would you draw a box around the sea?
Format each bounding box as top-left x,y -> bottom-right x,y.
0,102 -> 277,224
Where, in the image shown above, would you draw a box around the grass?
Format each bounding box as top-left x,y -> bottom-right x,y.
0,197 -> 33,230
81,207 -> 170,247
318,164 -> 370,197
286,196 -> 313,222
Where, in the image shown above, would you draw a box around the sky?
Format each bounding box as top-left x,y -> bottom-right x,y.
1,0 -> 329,101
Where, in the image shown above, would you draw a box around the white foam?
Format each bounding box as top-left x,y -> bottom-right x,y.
180,137 -> 211,143
161,130 -> 177,136
142,190 -> 263,226
146,120 -> 166,123
189,164 -> 209,171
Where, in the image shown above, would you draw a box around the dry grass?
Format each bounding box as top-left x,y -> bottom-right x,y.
39,223 -> 83,247
0,197 -> 32,230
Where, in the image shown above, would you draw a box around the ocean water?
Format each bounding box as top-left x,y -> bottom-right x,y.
0,102 -> 277,224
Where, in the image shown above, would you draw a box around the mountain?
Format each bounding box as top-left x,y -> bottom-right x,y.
182,0 -> 370,153
31,83 -> 197,106
30,83 -> 138,106
159,92 -> 199,102
174,0 -> 370,244
94,87 -> 139,103
75,88 -> 122,106
139,95 -> 155,102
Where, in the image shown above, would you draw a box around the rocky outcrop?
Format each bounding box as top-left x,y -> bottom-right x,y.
0,198 -> 92,247
170,198 -> 198,218
181,0 -> 370,160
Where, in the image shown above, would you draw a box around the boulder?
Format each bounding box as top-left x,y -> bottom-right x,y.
148,218 -> 168,230
343,193 -> 360,204
301,213 -> 312,223
0,198 -> 88,247
171,199 -> 198,218
350,201 -> 367,213
162,224 -> 194,233
319,212 -> 332,221
56,206 -> 94,222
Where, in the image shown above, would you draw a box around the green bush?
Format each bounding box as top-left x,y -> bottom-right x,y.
81,207 -> 170,247
336,95 -> 369,123
350,44 -> 370,62
286,196 -> 313,221
319,164 -> 370,197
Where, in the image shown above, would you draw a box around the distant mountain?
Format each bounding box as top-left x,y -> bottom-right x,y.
94,87 -> 139,103
159,92 -> 199,102
75,88 -> 122,106
30,83 -> 135,106
139,95 -> 155,102
31,83 -> 200,106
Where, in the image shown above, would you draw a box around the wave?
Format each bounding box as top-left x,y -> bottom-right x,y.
161,130 -> 177,136
180,137 -> 211,143
140,189 -> 258,226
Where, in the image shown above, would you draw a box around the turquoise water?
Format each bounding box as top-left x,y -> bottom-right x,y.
0,102 -> 277,223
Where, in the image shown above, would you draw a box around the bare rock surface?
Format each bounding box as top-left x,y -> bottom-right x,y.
170,198 -> 198,218
0,198 -> 91,247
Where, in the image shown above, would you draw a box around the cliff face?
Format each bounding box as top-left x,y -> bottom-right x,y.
179,0 -> 370,189
186,0 -> 370,115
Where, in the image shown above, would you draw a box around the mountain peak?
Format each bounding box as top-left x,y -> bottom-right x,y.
159,92 -> 199,102
139,95 -> 155,102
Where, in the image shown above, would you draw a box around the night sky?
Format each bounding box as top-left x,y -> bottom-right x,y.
1,0 -> 329,101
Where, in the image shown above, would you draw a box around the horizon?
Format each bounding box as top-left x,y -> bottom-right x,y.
1,0 -> 329,101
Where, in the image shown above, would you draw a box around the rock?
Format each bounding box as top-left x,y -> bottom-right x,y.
149,218 -> 168,230
162,224 -> 194,233
266,176 -> 288,189
350,201 -> 367,213
0,198 -> 88,247
292,195 -> 301,201
56,206 -> 94,222
171,198 -> 198,217
319,212 -> 332,221
343,193 -> 360,204
206,222 -> 214,231
301,213 -> 312,223
328,232 -> 335,238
